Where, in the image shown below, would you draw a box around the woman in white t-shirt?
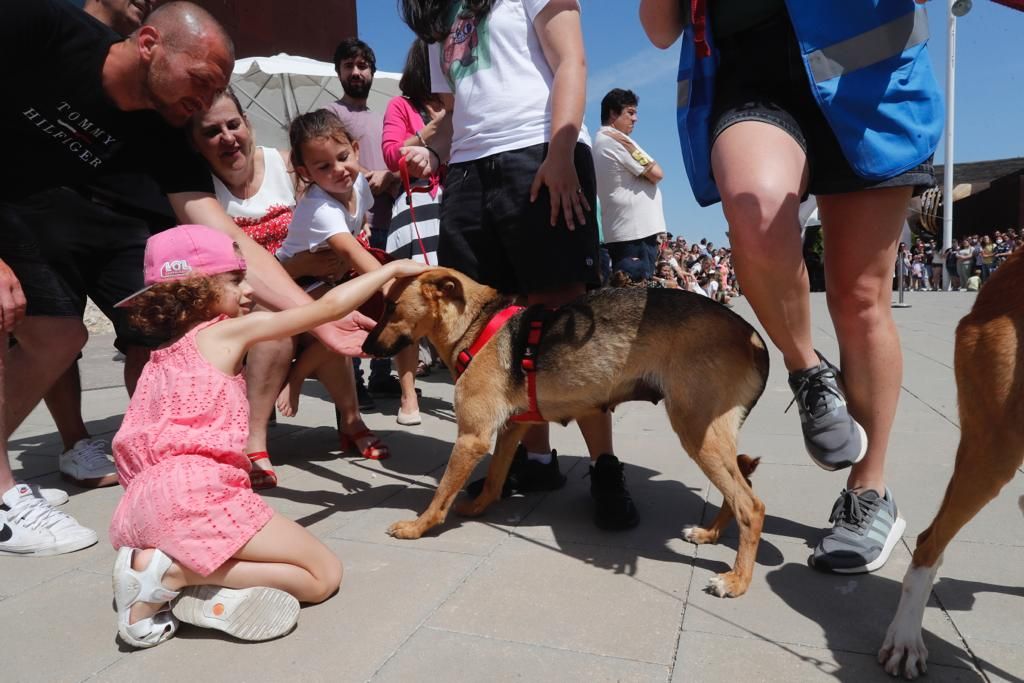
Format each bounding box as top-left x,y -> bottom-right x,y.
399,0 -> 639,530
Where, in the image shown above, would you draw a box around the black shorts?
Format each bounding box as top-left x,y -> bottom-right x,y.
710,12 -> 935,195
0,188 -> 166,351
438,142 -> 601,295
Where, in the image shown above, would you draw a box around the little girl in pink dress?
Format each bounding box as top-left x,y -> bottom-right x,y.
108,224 -> 425,649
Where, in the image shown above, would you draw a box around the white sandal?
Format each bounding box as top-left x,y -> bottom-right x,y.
113,547 -> 180,649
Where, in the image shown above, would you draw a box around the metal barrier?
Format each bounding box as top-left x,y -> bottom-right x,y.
893,255 -> 911,308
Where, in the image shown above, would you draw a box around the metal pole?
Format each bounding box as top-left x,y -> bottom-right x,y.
942,0 -> 957,289
894,250 -> 911,308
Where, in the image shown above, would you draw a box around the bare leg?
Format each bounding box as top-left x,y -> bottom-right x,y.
309,346 -> 386,458
0,342 -> 13,493
125,512 -> 343,624
1,318 -> 85,493
245,337 -> 293,451
123,346 -> 150,397
5,317 -> 87,435
276,342 -> 330,418
47,342 -> 152,449
43,362 -> 89,450
395,344 -> 420,417
711,121 -> 818,373
818,188 -> 912,494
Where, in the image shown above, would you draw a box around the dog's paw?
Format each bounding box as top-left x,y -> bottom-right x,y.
705,571 -> 746,598
879,622 -> 929,679
387,519 -> 425,540
683,525 -> 719,545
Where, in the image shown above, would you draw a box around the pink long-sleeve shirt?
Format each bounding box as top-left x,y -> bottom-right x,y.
381,96 -> 426,173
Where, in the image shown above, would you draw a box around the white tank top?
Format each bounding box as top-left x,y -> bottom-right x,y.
212,147 -> 296,254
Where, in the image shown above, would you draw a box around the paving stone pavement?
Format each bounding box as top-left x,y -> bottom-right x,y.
4,290 -> 1022,683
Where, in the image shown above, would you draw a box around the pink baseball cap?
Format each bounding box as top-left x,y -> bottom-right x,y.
115,224 -> 247,307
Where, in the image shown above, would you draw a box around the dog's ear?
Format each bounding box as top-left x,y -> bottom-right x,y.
421,272 -> 464,302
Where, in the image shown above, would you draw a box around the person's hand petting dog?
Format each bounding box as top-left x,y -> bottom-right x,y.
310,260 -> 428,357
311,310 -> 378,358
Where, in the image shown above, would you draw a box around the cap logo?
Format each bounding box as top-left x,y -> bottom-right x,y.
160,259 -> 193,279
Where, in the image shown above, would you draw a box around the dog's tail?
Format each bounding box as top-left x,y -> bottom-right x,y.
737,329 -> 771,430
737,454 -> 761,486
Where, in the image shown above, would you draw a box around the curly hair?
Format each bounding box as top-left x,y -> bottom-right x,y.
127,276 -> 224,340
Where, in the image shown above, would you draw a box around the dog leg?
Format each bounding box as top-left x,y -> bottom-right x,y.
685,455 -> 760,545
673,410 -> 765,598
455,422 -> 529,518
388,432 -> 493,539
879,439 -> 1021,679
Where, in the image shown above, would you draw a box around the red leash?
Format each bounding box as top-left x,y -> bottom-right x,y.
398,154 -> 434,266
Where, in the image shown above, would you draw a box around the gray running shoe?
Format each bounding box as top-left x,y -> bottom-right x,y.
811,488 -> 906,573
786,353 -> 867,470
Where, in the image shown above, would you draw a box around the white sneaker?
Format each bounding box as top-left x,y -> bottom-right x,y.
0,484 -> 97,556
59,438 -> 119,488
26,483 -> 69,507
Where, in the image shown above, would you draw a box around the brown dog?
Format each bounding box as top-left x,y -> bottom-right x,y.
363,268 -> 770,597
879,249 -> 1024,678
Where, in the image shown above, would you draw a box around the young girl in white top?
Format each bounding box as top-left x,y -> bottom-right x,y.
276,111 -> 422,447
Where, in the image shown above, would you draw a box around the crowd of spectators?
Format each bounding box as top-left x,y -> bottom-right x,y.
898,228 -> 1022,292
608,233 -> 739,306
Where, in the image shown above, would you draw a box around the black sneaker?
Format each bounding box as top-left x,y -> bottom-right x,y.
356,381 -> 376,411
786,352 -> 868,471
811,488 -> 906,573
465,445 -> 567,499
589,453 -> 640,531
368,374 -> 403,398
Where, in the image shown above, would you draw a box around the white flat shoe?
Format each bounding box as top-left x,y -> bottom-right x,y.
113,547 -> 180,649
397,410 -> 422,426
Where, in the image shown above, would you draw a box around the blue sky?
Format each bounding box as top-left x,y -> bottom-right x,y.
355,1 -> 1024,246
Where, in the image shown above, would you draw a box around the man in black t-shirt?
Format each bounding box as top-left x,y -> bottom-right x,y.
22,0 -> 167,495
0,0 -> 374,557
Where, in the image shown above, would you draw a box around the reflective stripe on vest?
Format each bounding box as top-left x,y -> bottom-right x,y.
677,79 -> 691,110
806,7 -> 929,83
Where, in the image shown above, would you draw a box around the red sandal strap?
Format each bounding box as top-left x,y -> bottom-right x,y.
247,451 -> 271,464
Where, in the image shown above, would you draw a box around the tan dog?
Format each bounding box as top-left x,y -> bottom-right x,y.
879,249 -> 1024,678
363,268 -> 770,597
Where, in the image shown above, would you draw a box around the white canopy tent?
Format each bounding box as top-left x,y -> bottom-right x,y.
229,53 -> 401,150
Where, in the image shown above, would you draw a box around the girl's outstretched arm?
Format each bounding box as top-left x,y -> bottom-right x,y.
197,261 -> 430,374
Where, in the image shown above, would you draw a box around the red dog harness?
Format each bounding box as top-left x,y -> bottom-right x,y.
454,304 -> 548,423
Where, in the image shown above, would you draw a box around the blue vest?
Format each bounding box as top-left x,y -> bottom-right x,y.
676,1 -> 944,207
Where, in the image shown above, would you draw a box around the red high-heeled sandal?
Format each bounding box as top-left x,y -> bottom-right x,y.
339,429 -> 390,460
246,452 -> 278,490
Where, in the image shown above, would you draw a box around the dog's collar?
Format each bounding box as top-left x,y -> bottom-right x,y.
454,304 -> 525,378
